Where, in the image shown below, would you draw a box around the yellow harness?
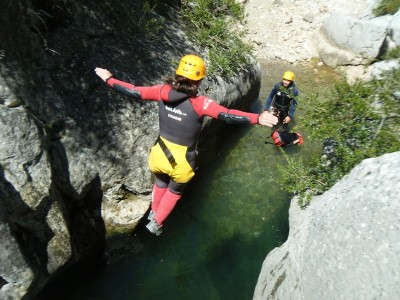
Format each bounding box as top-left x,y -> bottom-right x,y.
148,136 -> 195,184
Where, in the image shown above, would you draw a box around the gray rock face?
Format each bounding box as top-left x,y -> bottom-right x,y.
315,13 -> 391,67
0,1 -> 261,299
253,151 -> 400,300
358,59 -> 400,81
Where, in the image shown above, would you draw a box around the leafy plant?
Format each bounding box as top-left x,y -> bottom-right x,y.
382,45 -> 400,60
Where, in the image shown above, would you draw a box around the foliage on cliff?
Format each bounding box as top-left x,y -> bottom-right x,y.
179,0 -> 252,76
279,66 -> 400,207
373,0 -> 400,16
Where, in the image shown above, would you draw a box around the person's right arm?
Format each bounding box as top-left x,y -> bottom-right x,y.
94,67 -> 187,102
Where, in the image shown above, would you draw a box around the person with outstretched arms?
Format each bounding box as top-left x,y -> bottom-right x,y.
95,54 -> 278,235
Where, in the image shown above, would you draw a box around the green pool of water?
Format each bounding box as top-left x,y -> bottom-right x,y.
35,61 -> 339,300
50,124 -> 293,300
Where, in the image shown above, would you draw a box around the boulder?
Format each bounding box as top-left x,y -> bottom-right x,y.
358,59 -> 400,81
314,13 -> 391,67
253,151 -> 400,300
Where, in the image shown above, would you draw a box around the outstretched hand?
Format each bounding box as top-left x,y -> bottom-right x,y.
95,67 -> 113,82
258,111 -> 278,127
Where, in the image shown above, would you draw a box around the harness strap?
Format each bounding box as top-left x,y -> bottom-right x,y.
273,102 -> 291,109
156,136 -> 176,165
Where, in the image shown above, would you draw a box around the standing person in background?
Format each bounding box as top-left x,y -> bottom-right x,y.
95,54 -> 278,236
264,71 -> 298,130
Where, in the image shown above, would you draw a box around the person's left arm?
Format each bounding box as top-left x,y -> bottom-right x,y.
193,96 -> 277,127
264,85 -> 278,111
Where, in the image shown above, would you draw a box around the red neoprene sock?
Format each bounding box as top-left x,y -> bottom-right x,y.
151,183 -> 168,212
154,189 -> 181,225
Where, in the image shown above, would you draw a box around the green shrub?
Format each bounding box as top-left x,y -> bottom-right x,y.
279,70 -> 400,207
137,1 -> 165,41
180,0 -> 253,76
383,46 -> 400,60
372,0 -> 400,16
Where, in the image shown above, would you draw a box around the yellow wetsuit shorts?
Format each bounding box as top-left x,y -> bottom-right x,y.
148,136 -> 196,184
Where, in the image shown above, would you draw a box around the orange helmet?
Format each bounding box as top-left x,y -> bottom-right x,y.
176,54 -> 206,81
283,71 -> 295,81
